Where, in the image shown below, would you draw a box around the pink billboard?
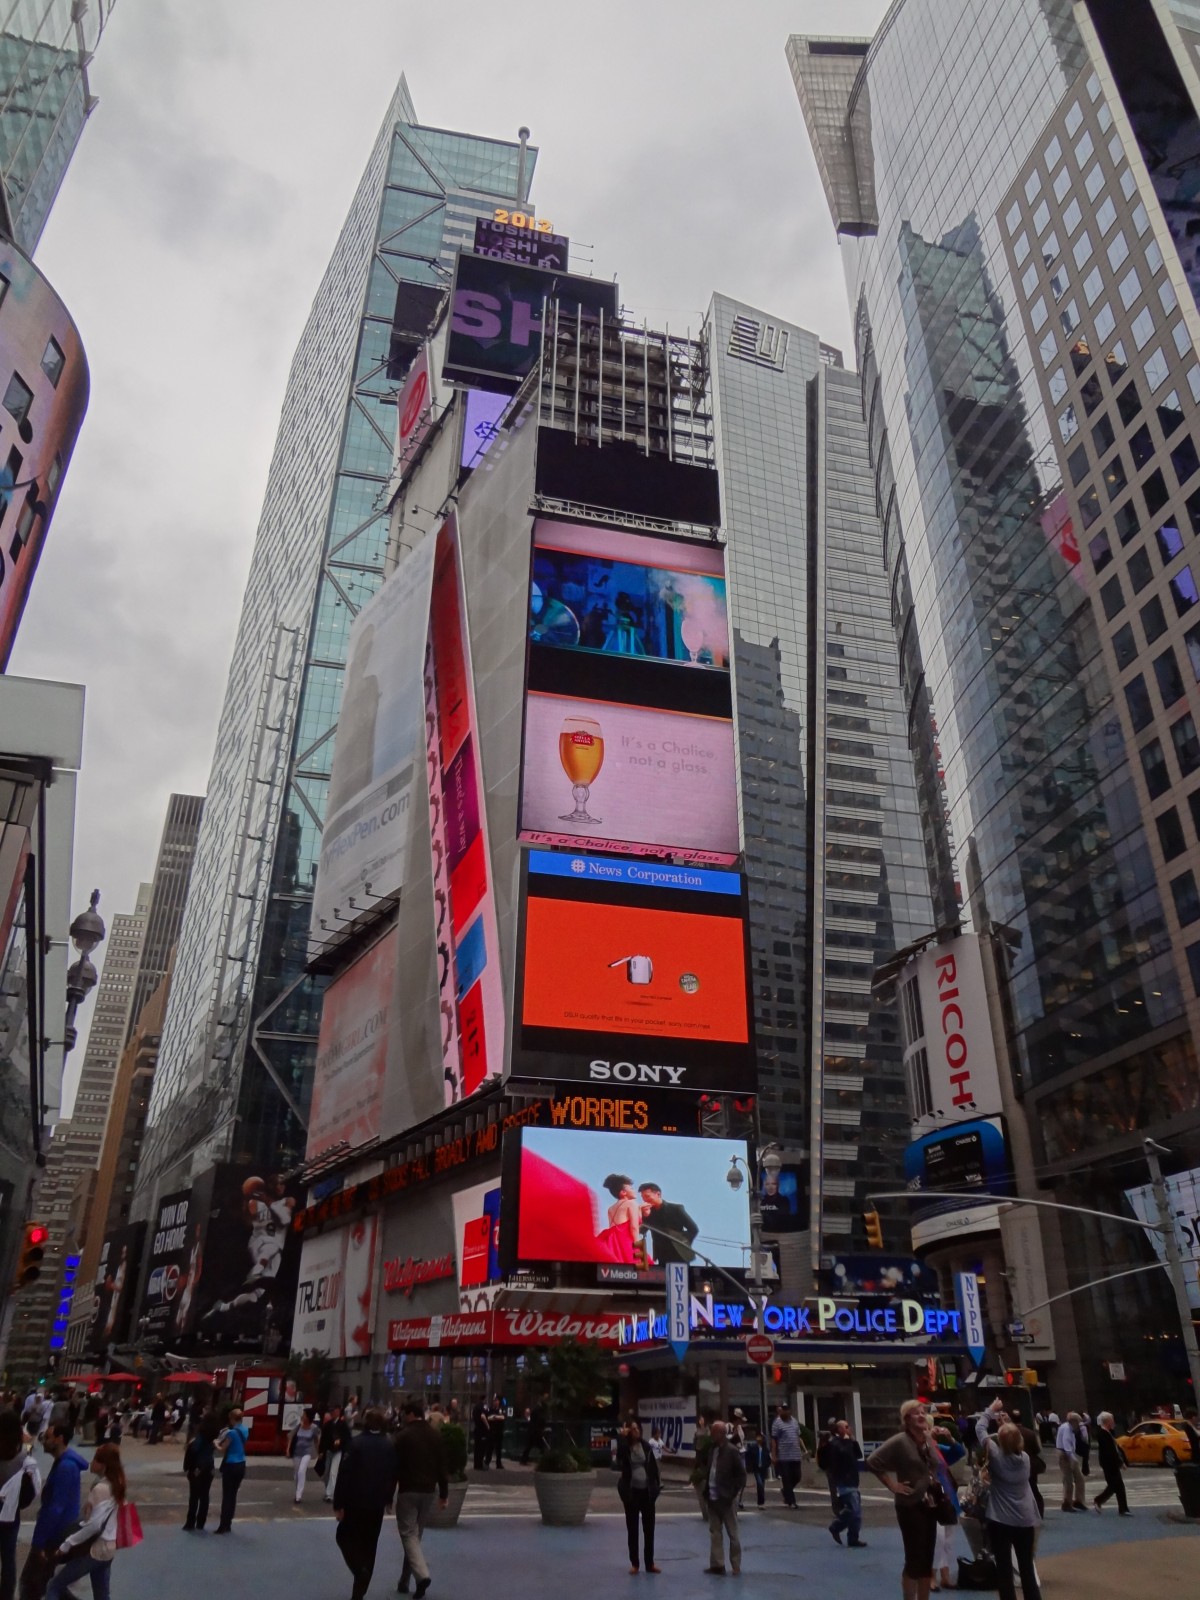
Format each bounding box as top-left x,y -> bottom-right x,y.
519,691 -> 739,863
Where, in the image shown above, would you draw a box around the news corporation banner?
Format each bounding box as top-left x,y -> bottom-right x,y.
310,534 -> 438,943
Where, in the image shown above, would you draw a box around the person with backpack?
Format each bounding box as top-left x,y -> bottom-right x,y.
0,1409 -> 39,1600
45,1443 -> 126,1600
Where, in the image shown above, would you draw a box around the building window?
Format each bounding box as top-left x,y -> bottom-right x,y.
1171,566 -> 1200,615
1125,673 -> 1154,730
1155,647 -> 1186,707
40,338 -> 64,388
1145,348 -> 1171,392
2,373 -> 32,425
1174,712 -> 1200,776
1090,529 -> 1112,571
1096,195 -> 1116,233
1115,501 -> 1140,544
1132,305 -> 1155,346
1092,415 -> 1115,456
1104,455 -> 1129,500
1114,622 -> 1138,669
1131,425 -> 1155,469
1069,443 -> 1089,485
1145,470 -> 1170,516
1189,789 -> 1200,839
1101,573 -> 1125,619
1186,942 -> 1200,996
1185,621 -> 1200,681
1173,436 -> 1200,487
1080,486 -> 1101,525
1172,869 -> 1200,926
1159,390 -> 1185,435
1117,382 -> 1142,426
1128,546 -> 1154,592
1141,594 -> 1167,641
1142,737 -> 1170,798
1158,807 -> 1187,860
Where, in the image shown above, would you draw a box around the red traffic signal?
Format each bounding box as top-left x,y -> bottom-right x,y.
14,1223 -> 48,1288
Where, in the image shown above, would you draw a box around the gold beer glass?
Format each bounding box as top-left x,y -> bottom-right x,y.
558,714 -> 604,824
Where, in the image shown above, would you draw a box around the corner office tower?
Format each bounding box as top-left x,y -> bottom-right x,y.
136,81 -> 538,1205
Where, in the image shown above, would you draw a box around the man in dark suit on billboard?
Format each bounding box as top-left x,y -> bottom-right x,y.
639,1183 -> 699,1264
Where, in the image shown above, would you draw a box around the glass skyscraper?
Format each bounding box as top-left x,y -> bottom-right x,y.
708,294 -> 931,1269
793,0 -> 1200,1405
0,0 -> 114,254
137,80 -> 537,1207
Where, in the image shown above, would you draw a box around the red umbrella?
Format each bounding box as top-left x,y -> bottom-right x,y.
164,1371 -> 215,1384
102,1374 -> 141,1383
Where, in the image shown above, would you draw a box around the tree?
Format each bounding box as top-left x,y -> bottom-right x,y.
523,1338 -> 611,1463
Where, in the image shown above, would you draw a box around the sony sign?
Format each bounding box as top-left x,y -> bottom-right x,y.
900,933 -> 1003,1133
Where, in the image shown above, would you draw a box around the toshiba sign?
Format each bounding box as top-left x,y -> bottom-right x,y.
898,933 -> 1003,1132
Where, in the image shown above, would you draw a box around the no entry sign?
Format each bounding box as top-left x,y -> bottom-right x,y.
745,1333 -> 774,1365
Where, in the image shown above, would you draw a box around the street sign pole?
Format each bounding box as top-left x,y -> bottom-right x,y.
666,1261 -> 689,1365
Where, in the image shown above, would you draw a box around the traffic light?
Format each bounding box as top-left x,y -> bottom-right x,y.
1005,1367 -> 1039,1387
14,1224 -> 48,1289
863,1209 -> 884,1250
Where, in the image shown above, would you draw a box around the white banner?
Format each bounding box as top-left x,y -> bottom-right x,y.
901,933 -> 1003,1130
311,535 -> 437,946
291,1216 -> 379,1359
637,1396 -> 697,1459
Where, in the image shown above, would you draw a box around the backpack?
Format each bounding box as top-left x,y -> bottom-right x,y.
957,1556 -> 999,1590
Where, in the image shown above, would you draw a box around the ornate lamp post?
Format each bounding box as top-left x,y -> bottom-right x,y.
63,889 -> 104,1054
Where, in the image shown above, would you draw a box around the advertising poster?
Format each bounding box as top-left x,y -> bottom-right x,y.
190,1165 -> 304,1355
88,1222 -> 145,1352
819,1255 -> 941,1298
904,1117 -> 1012,1248
443,251 -> 618,392
427,516 -> 505,1106
311,533 -> 438,944
0,244 -> 90,669
138,1187 -> 199,1343
307,927 -> 397,1162
520,519 -> 738,863
451,1180 -> 503,1299
637,1396 -> 697,1459
394,342 -> 434,477
460,388 -> 508,471
900,934 -> 1004,1130
513,849 -> 754,1094
508,1126 -> 751,1272
1126,1162 -> 1200,1311
758,1164 -> 803,1233
292,1215 -> 379,1360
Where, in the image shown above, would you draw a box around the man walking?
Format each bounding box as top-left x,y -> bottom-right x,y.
321,1405 -> 353,1504
770,1402 -> 804,1508
334,1408 -> 397,1600
1092,1412 -> 1130,1516
394,1397 -> 448,1598
824,1419 -> 867,1548
1055,1410 -> 1086,1511
22,1423 -> 86,1599
703,1420 -> 747,1576
214,1407 -> 250,1533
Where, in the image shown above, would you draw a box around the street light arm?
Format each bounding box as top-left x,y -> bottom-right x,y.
1014,1260 -> 1166,1320
865,1190 -> 1166,1235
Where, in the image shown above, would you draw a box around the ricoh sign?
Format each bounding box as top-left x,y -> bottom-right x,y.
900,933 -> 1002,1131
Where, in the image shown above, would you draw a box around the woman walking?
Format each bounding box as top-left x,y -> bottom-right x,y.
46,1442 -> 124,1600
616,1422 -> 661,1574
0,1409 -> 39,1600
984,1424 -> 1042,1600
867,1400 -> 941,1600
288,1408 -> 319,1504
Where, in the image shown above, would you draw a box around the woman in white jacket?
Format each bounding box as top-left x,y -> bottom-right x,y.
46,1443 -> 124,1600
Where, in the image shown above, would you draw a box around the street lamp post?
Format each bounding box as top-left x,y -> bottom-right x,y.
727,1144 -> 782,1432
62,890 -> 104,1055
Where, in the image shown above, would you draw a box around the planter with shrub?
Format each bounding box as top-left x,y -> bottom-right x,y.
428,1422 -> 469,1527
533,1445 -> 596,1526
524,1339 -> 609,1526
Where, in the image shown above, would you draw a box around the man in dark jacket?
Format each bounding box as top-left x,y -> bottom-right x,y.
821,1420 -> 866,1548
183,1416 -> 218,1530
639,1184 -> 699,1264
703,1420 -> 747,1576
23,1424 -> 87,1599
1092,1411 -> 1130,1515
394,1400 -> 448,1599
321,1405 -> 353,1504
334,1408 -> 398,1600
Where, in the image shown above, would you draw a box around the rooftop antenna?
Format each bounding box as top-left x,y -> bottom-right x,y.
516,126 -> 531,203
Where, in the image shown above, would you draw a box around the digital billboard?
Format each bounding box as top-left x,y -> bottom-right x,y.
473,216 -> 569,271
190,1165 -> 304,1355
311,533 -> 437,946
451,1180 -> 503,1311
88,1222 -> 145,1353
460,388 -> 509,471
0,242 -> 90,669
427,515 -> 505,1106
505,1126 -> 752,1272
758,1164 -> 803,1233
443,251 -> 619,393
512,849 -> 754,1094
307,926 -> 397,1162
904,1117 -> 1012,1248
520,519 -> 737,862
292,1215 -> 379,1359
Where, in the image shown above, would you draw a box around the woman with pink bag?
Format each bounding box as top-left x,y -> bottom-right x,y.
46,1445 -> 140,1600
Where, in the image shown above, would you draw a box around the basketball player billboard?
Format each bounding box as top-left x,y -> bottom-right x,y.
188,1164 -> 305,1356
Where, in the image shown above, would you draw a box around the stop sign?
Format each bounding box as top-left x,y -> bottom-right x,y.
745,1333 -> 774,1365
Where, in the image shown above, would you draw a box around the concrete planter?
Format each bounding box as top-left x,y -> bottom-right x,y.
427,1479 -> 469,1528
534,1469 -> 596,1526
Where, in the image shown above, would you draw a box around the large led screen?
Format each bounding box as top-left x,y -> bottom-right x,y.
512,849 -> 754,1094
508,1126 -> 752,1271
520,520 -> 736,862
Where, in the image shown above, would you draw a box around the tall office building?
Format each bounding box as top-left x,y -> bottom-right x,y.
136,80 -> 538,1211
708,295 -> 932,1268
792,0 -> 1200,1406
4,883 -> 148,1383
0,0 -> 114,254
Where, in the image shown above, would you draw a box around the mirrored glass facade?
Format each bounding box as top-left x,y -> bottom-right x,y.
794,0 -> 1200,1402
139,81 -> 537,1203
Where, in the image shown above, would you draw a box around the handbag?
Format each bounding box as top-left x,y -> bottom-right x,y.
926,1479 -> 958,1526
115,1501 -> 143,1550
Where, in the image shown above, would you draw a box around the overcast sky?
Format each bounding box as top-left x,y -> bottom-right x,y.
9,0 -> 887,1102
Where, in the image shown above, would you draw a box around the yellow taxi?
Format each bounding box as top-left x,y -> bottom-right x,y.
1115,1419 -> 1193,1467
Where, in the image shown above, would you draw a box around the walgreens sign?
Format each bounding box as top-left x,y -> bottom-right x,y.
388,1306 -> 628,1350
900,933 -> 1003,1131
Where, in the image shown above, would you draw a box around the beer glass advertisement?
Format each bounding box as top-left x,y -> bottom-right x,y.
190,1165 -> 304,1355
505,1126 -> 751,1272
520,519 -> 738,863
310,533 -> 438,947
512,849 -> 755,1095
88,1222 -> 146,1352
307,926 -> 398,1162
